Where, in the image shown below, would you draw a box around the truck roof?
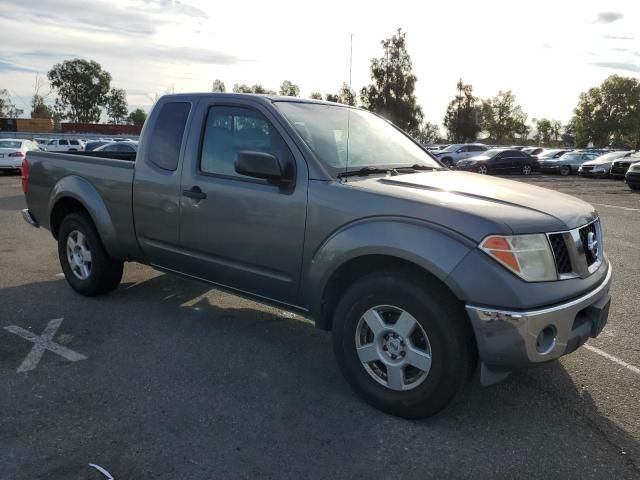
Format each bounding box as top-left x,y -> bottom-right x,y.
158,92 -> 354,108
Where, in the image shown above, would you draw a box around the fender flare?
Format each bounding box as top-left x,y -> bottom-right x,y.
48,175 -> 123,259
304,217 -> 475,324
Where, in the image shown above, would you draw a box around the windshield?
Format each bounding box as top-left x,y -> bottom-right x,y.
275,102 -> 441,175
0,141 -> 22,149
479,149 -> 504,158
538,150 -> 562,159
439,144 -> 461,152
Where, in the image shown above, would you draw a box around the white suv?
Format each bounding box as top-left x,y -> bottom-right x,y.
433,144 -> 489,167
45,138 -> 85,152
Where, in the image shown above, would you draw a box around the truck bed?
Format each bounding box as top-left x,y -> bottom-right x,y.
24,151 -> 139,261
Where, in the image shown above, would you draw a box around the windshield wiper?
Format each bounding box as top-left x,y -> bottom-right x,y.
337,167 -> 397,178
394,164 -> 442,172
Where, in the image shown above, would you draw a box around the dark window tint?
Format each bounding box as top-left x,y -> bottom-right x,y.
59,140 -> 69,145
470,145 -> 486,152
200,106 -> 292,179
70,140 -> 79,145
148,102 -> 190,171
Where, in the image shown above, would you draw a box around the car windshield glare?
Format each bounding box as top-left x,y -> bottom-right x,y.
275,102 -> 441,175
481,149 -> 504,158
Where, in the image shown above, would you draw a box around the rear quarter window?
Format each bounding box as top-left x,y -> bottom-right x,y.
147,102 -> 191,171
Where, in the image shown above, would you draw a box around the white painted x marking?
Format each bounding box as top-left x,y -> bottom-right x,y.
4,318 -> 87,372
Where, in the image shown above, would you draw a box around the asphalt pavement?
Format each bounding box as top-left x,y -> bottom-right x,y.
0,172 -> 638,479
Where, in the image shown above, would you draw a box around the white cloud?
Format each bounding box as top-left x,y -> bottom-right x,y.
0,0 -> 639,125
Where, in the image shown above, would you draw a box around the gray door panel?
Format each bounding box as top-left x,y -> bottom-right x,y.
177,100 -> 308,304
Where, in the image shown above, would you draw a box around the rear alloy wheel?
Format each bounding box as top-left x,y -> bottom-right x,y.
560,166 -> 571,176
58,213 -> 124,296
477,165 -> 488,175
521,164 -> 532,175
332,271 -> 475,419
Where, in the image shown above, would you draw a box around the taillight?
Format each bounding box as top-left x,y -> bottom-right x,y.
21,158 -> 28,194
9,151 -> 25,157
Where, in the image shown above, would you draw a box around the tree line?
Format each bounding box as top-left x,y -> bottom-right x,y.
2,28 -> 639,147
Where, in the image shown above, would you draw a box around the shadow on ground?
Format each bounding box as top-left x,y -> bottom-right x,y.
0,273 -> 638,479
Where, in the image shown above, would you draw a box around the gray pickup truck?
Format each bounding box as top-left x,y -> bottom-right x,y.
21,94 -> 612,418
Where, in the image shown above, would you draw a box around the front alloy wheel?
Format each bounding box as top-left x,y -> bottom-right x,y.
478,165 -> 488,175
355,305 -> 432,391
521,164 -> 532,175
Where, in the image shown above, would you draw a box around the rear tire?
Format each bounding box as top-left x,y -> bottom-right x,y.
332,271 -> 475,419
57,213 -> 123,296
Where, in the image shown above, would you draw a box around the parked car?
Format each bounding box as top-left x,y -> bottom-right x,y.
21,93 -> 612,419
523,147 -> 544,156
456,148 -> 538,175
94,141 -> 138,153
610,154 -> 640,179
625,162 -> 640,189
539,151 -> 600,176
46,138 -> 85,152
535,149 -> 571,161
84,141 -> 111,152
0,139 -> 41,173
432,143 -> 489,167
578,151 -> 632,178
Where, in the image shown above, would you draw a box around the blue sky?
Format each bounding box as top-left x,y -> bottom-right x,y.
1,0 -> 639,128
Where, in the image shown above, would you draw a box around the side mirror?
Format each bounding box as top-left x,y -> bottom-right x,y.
235,151 -> 292,185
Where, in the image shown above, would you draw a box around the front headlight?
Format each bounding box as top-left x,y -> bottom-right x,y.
629,164 -> 640,172
480,234 -> 557,282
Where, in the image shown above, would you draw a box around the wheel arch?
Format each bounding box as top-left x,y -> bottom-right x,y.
48,176 -> 121,259
305,219 -> 474,331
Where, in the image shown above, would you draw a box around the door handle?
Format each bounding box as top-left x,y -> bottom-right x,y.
182,186 -> 207,200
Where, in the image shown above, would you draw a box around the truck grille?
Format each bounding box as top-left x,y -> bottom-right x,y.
579,222 -> 598,266
548,233 -> 572,274
547,219 -> 602,279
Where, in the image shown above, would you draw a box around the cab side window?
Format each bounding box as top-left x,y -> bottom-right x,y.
200,106 -> 293,179
147,102 -> 190,171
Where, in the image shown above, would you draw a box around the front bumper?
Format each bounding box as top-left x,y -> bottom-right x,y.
466,264 -> 612,381
579,170 -> 609,178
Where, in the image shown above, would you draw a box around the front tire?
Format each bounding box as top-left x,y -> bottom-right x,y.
477,165 -> 488,175
560,166 -> 571,176
521,164 -> 532,175
58,213 -> 123,296
332,271 -> 475,419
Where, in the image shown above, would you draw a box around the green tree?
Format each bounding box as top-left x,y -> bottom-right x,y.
443,79 -> 482,142
481,90 -> 528,143
413,121 -> 441,144
337,82 -> 357,106
325,93 -> 339,102
47,59 -> 112,122
211,79 -> 226,93
533,118 -> 553,145
309,92 -> 323,100
550,120 -> 562,144
0,89 -> 24,117
569,75 -> 640,148
232,83 -> 276,94
360,28 -> 423,132
106,88 -> 128,124
31,95 -> 53,119
128,108 -> 147,126
279,80 -> 300,97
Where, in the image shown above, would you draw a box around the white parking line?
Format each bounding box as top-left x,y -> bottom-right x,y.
584,344 -> 640,375
592,203 -> 640,212
4,318 -> 87,372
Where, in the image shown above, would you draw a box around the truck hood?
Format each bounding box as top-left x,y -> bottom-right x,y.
348,171 -> 597,240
